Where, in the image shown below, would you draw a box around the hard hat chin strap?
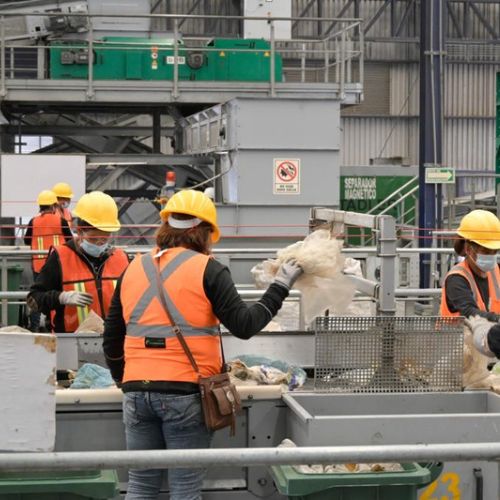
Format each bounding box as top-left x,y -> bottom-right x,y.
168,215 -> 202,229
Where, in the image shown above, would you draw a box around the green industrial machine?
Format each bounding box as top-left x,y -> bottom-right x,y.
49,37 -> 283,82
496,73 -> 500,187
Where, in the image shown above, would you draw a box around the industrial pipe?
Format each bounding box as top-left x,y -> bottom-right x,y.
1,443 -> 500,472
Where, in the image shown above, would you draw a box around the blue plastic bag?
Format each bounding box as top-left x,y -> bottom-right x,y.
70,363 -> 115,389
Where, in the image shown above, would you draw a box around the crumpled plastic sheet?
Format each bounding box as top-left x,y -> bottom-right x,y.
462,324 -> 500,390
228,355 -> 306,390
70,362 -> 115,389
251,230 -> 358,324
74,310 -> 104,334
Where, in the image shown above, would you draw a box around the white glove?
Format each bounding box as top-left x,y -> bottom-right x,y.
273,258 -> 303,290
59,291 -> 93,307
464,315 -> 496,358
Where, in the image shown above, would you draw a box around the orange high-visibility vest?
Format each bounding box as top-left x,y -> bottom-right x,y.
54,245 -> 129,332
31,213 -> 65,273
57,206 -> 73,228
121,247 -> 221,384
440,260 -> 500,317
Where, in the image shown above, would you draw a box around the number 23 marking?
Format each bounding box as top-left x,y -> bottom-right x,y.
420,472 -> 461,500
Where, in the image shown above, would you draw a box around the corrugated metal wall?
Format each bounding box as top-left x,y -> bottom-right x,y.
151,1 -> 499,196
343,60 -> 498,194
341,116 -> 418,165
389,62 -> 500,117
154,1 -> 500,47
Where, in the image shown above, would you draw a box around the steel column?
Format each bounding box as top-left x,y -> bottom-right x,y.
419,0 -> 444,288
152,110 -> 162,153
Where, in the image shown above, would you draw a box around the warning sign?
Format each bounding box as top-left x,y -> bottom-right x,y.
273,159 -> 300,194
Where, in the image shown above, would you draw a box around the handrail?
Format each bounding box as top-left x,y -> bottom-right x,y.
366,176 -> 418,215
0,12 -> 363,92
0,442 -> 499,472
0,246 -> 458,257
0,12 -> 362,23
378,184 -> 419,216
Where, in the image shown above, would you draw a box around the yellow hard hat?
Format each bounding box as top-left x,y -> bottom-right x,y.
52,182 -> 74,199
457,209 -> 500,250
73,191 -> 120,232
160,189 -> 220,242
37,190 -> 58,206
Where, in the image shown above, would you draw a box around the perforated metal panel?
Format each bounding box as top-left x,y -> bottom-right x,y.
314,317 -> 464,393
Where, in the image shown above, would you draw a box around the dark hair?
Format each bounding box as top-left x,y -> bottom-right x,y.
156,214 -> 212,255
454,237 -> 466,256
74,218 -> 93,231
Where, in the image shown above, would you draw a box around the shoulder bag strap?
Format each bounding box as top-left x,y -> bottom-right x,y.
153,258 -> 201,375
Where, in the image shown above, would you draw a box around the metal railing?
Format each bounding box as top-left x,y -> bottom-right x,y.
445,172 -> 500,221
350,176 -> 418,246
0,442 -> 499,472
0,244 -> 449,325
0,12 -> 363,100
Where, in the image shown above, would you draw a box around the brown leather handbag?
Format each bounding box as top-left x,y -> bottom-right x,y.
155,262 -> 241,436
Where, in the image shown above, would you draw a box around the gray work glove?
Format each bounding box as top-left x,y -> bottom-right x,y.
273,258 -> 304,290
59,291 -> 93,307
464,315 -> 496,358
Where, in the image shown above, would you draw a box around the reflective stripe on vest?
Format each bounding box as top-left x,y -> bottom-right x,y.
31,213 -> 65,273
73,281 -> 90,325
126,250 -> 219,338
54,245 -> 128,332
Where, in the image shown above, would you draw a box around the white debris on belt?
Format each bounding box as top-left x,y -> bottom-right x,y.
278,439 -> 403,474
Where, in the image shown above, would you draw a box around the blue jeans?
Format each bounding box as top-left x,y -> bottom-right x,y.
123,391 -> 212,500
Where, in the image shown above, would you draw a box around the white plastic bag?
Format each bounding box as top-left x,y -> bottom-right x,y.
251,230 -> 356,324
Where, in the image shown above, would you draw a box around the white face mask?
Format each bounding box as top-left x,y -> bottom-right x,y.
60,201 -> 69,209
80,239 -> 111,258
476,253 -> 497,273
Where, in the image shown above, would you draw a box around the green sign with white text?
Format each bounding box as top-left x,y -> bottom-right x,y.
425,167 -> 455,184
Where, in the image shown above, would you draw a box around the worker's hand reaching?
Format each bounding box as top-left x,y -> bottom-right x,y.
59,291 -> 93,307
464,315 -> 496,358
273,258 -> 304,290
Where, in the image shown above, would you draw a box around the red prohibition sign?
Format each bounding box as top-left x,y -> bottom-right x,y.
276,161 -> 298,182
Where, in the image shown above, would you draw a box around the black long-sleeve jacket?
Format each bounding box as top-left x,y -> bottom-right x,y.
103,254 -> 289,392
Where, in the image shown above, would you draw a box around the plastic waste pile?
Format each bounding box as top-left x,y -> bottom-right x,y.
229,355 -> 306,390
278,439 -> 403,474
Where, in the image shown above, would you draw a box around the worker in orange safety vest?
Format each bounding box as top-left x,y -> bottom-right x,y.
52,182 -> 74,228
103,189 -> 303,500
28,191 -> 129,333
24,189 -> 73,331
24,190 -> 73,274
440,209 -> 500,320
